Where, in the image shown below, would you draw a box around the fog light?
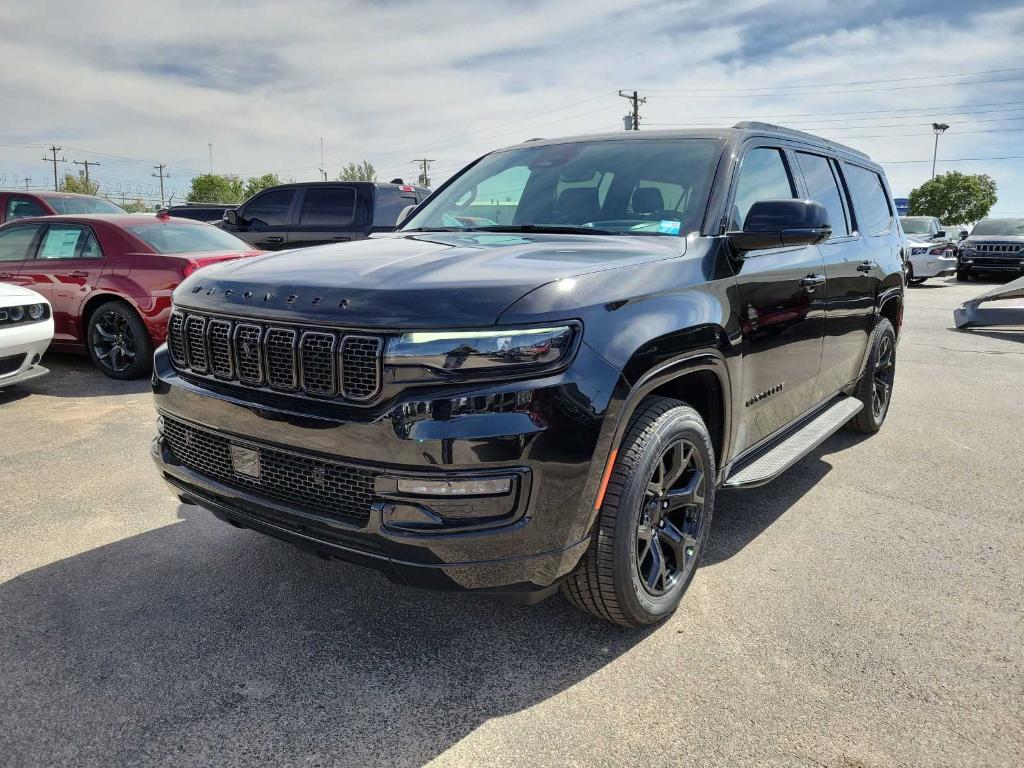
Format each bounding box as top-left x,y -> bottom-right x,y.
396,477 -> 512,496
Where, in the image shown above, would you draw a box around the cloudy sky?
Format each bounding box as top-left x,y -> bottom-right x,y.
2,0 -> 1023,214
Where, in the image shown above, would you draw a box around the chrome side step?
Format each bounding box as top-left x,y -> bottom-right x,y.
724,397 -> 863,489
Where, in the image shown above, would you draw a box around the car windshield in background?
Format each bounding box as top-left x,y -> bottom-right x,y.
403,138 -> 723,237
48,197 -> 125,214
126,222 -> 252,253
971,218 -> 1024,236
899,217 -> 932,234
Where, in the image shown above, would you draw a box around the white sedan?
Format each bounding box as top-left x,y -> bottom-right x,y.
0,284 -> 53,388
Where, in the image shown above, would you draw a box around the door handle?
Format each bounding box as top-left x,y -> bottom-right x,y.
265,236 -> 284,243
856,261 -> 873,273
800,274 -> 826,289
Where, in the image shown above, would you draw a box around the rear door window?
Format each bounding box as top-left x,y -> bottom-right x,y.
843,164 -> 894,236
6,196 -> 48,221
795,152 -> 850,238
299,186 -> 356,227
0,224 -> 43,261
731,148 -> 796,230
38,224 -> 95,259
242,188 -> 295,227
373,189 -> 418,226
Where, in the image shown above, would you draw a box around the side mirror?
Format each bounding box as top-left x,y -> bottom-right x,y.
396,204 -> 418,228
727,199 -> 831,254
223,209 -> 239,226
959,230 -> 969,240
934,230 -> 947,239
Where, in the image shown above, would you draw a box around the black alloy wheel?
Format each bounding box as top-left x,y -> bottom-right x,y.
871,334 -> 895,422
848,316 -> 896,433
86,300 -> 153,380
635,439 -> 705,596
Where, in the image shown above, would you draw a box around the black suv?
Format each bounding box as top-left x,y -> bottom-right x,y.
956,217 -> 1024,281
220,181 -> 430,250
152,123 -> 904,627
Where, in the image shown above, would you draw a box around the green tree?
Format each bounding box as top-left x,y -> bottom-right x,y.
907,172 -> 997,225
59,173 -> 99,195
243,173 -> 281,199
186,174 -> 245,204
338,161 -> 376,182
121,198 -> 151,213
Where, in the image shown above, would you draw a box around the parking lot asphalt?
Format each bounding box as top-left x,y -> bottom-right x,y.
1,277 -> 1022,768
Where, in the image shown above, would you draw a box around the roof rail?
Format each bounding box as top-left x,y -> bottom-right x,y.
732,121 -> 871,160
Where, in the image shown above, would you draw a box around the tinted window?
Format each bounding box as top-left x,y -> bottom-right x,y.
243,189 -> 295,227
731,148 -> 796,230
795,152 -> 849,238
39,225 -> 94,260
899,217 -> 936,235
0,225 -> 42,261
405,138 -> 722,237
971,218 -> 1024,236
844,164 -> 893,236
6,197 -> 48,220
299,187 -> 356,226
48,197 -> 124,214
373,189 -> 419,226
125,222 -> 253,254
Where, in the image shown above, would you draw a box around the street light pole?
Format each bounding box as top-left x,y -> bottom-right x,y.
931,122 -> 949,179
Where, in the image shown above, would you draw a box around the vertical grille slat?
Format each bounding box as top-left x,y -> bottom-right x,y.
340,335 -> 383,401
207,319 -> 233,379
167,311 -> 383,403
184,315 -> 208,373
300,331 -> 337,397
265,328 -> 298,390
167,311 -> 187,367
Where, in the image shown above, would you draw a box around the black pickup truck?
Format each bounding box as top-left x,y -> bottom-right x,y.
219,181 -> 430,250
152,123 -> 904,627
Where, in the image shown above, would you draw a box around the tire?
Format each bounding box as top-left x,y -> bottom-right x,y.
86,300 -> 153,380
956,269 -> 970,282
905,263 -> 926,286
561,396 -> 715,627
847,317 -> 896,433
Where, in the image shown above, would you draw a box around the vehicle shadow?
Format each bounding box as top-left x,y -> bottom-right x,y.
703,429 -> 868,566
10,352 -> 151,398
953,327 -> 1024,344
0,503 -> 649,768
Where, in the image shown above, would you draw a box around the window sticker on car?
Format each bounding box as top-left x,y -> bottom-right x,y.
658,220 -> 681,235
41,228 -> 81,258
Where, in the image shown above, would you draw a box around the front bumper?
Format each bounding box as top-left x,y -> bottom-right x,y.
0,318 -> 53,388
959,255 -> 1024,274
151,343 -> 625,597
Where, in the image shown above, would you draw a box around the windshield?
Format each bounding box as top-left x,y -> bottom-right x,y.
403,138 -> 722,237
126,222 -> 253,254
899,217 -> 933,235
971,218 -> 1024,236
49,196 -> 125,214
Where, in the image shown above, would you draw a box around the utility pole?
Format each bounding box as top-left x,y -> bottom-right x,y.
21,177 -> 31,190
411,158 -> 434,187
319,137 -> 327,181
43,145 -> 66,190
152,163 -> 169,207
208,143 -> 213,174
618,90 -> 647,130
72,159 -> 101,191
931,122 -> 949,179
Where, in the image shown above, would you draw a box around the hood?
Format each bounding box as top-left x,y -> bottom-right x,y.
0,283 -> 47,303
965,234 -> 1024,243
173,232 -> 684,327
904,233 -> 935,244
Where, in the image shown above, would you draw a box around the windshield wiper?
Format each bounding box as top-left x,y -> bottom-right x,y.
464,224 -> 613,235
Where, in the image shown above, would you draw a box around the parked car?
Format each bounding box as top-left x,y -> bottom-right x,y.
956,217 -> 1024,281
165,203 -> 236,224
899,215 -> 957,285
152,122 -> 904,627
0,283 -> 53,388
0,190 -> 124,222
219,181 -> 431,250
0,213 -> 262,379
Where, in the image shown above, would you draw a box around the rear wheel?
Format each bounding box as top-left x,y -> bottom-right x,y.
561,397 -> 715,627
847,317 -> 896,433
87,301 -> 153,380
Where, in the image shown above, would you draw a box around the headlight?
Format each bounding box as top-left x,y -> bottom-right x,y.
27,303 -> 45,320
8,306 -> 25,322
385,326 -> 575,377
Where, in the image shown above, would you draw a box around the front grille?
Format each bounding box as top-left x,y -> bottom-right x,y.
974,243 -> 1023,253
0,353 -> 26,376
161,416 -> 380,522
167,310 -> 383,403
972,257 -> 1020,267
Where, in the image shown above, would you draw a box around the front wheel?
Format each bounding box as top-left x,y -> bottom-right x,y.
847,317 -> 896,433
87,301 -> 153,380
561,397 -> 715,627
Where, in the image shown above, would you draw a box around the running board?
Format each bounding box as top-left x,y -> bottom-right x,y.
724,397 -> 863,489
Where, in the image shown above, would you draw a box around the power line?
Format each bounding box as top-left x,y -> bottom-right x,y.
72,159 -> 101,188
878,155 -> 1024,164
411,159 -> 434,187
152,164 -> 169,207
42,145 -> 65,191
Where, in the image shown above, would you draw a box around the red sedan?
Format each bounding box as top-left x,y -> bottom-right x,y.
0,213 -> 263,379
